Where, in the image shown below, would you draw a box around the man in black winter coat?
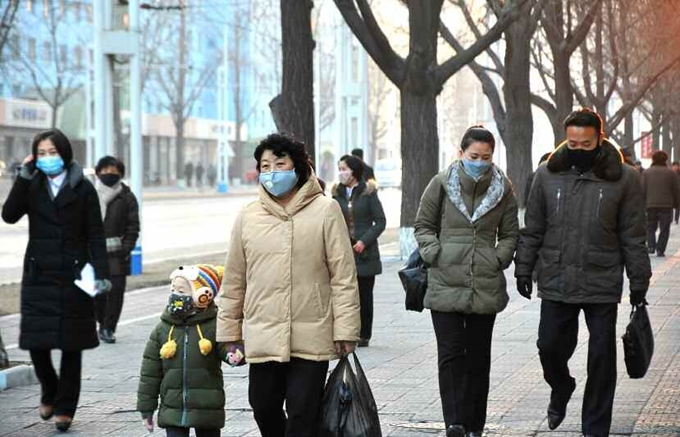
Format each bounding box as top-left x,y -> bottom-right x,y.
94,156 -> 140,344
641,151 -> 680,257
515,109 -> 652,437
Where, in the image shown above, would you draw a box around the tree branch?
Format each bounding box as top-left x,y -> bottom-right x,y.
435,0 -> 525,86
565,0 -> 603,55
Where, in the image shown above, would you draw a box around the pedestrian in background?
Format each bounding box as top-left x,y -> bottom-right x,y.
333,154 -> 386,347
1,129 -> 109,432
414,126 -> 519,437
216,133 -> 360,437
634,160 -> 645,175
207,164 -> 217,188
642,151 -> 680,257
94,156 -> 140,344
184,162 -> 194,187
196,162 -> 205,187
351,148 -> 376,182
515,109 -> 651,437
672,161 -> 680,224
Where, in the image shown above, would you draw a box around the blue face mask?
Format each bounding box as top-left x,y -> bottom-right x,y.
259,169 -> 299,197
462,158 -> 491,180
36,156 -> 65,176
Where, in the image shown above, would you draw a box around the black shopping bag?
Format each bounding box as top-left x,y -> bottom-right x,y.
318,354 -> 382,437
622,304 -> 654,379
398,248 -> 428,312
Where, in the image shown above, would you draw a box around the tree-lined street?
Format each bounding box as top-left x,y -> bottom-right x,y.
1,229 -> 679,436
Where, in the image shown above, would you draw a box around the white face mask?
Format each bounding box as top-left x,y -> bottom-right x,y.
339,170 -> 353,185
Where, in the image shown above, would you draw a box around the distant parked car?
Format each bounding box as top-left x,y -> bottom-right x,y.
375,159 -> 402,189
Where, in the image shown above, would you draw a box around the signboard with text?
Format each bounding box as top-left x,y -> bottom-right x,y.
640,131 -> 653,159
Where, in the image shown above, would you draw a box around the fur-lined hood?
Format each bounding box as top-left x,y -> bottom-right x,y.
331,179 -> 378,198
547,139 -> 624,182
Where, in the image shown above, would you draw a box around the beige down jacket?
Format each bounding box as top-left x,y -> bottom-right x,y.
216,176 -> 361,363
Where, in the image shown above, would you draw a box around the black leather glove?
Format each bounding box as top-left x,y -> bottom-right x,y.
516,276 -> 533,300
630,290 -> 648,306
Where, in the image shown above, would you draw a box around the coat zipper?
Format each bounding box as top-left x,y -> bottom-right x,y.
596,188 -> 603,218
556,188 -> 562,216
181,327 -> 189,427
470,228 -> 476,292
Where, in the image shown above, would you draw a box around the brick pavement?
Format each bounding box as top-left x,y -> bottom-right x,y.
1,231 -> 680,437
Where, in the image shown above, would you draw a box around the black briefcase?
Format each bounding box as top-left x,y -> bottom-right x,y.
621,304 -> 654,379
398,248 -> 428,312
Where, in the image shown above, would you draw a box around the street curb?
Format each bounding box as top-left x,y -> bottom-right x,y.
0,363 -> 38,391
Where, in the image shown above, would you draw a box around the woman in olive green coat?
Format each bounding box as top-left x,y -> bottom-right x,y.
333,154 -> 386,347
414,126 -> 519,437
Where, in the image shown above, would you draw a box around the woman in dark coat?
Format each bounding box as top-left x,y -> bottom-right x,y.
1,129 -> 109,432
332,154 -> 386,347
94,156 -> 140,344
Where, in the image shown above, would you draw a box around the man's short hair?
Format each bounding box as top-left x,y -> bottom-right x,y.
563,108 -> 603,136
351,148 -> 364,160
95,155 -> 126,177
672,161 -> 680,166
652,150 -> 668,166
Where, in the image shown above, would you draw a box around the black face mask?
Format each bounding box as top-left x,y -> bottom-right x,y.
567,145 -> 602,173
99,174 -> 121,187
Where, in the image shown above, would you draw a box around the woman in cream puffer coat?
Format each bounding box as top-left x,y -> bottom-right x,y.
216,133 -> 360,437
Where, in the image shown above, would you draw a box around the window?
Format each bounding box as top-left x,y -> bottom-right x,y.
351,43 -> 359,82
74,46 -> 83,69
11,34 -> 20,60
351,117 -> 358,148
72,2 -> 81,21
60,45 -> 67,65
28,38 -> 36,61
43,41 -> 51,62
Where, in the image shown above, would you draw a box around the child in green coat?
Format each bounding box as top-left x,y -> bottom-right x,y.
136,264 -> 245,437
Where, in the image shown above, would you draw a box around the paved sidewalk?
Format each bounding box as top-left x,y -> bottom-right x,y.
1,232 -> 680,436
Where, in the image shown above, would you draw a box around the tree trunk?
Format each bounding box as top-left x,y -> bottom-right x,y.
400,90 -> 439,227
176,123 -> 185,183
502,14 -> 534,208
662,118 -> 672,156
553,52 -> 572,143
651,105 -> 661,151
270,0 -> 315,166
624,112 -> 634,150
233,22 -> 244,183
0,331 -> 9,369
50,104 -> 58,129
672,116 -> 680,163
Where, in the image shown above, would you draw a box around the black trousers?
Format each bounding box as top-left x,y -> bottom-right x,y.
537,300 -> 618,436
165,426 -> 220,437
249,358 -> 329,437
95,275 -> 126,331
29,349 -> 82,417
646,207 -> 673,255
358,276 -> 376,341
431,310 -> 496,433
675,208 -> 680,224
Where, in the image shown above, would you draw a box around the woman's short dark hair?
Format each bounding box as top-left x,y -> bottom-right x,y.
563,108 -> 603,135
460,125 -> 495,152
31,129 -> 73,165
339,154 -> 364,181
254,133 -> 312,189
95,156 -> 126,177
652,150 -> 668,166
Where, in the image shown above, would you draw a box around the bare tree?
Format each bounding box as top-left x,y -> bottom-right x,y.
6,4 -> 86,128
367,58 -> 392,159
149,2 -> 222,183
270,0 -> 316,165
445,0 -> 544,207
0,0 -> 19,56
333,0 -> 524,227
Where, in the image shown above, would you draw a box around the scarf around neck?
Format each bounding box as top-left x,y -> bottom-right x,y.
96,181 -> 123,220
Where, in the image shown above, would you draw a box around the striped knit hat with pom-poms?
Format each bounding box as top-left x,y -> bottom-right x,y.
191,264 -> 224,308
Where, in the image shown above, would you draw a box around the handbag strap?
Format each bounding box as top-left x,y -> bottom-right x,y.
436,181 -> 446,238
